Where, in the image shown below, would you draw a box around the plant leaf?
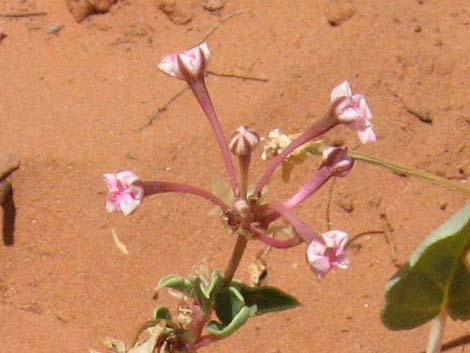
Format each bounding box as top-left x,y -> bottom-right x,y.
231,281 -> 301,315
206,306 -> 251,338
152,306 -> 172,321
156,275 -> 193,297
381,203 -> 470,330
199,270 -> 224,301
214,286 -> 246,325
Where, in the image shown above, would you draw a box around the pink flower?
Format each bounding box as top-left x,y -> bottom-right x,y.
306,230 -> 350,280
321,146 -> 354,177
158,42 -> 211,82
103,171 -> 144,216
330,81 -> 376,144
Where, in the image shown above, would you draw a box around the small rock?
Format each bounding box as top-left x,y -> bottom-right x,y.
439,201 -> 447,210
66,0 -> 117,22
325,0 -> 355,26
202,0 -> 226,11
158,0 -> 196,25
0,28 -> 6,42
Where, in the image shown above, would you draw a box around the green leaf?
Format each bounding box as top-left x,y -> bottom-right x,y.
214,286 -> 246,325
199,270 -> 224,301
152,306 -> 172,321
157,275 -> 193,297
206,306 -> 251,338
192,270 -> 225,312
231,281 -> 301,315
381,203 -> 470,330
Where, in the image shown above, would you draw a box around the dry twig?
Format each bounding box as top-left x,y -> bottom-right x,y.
0,10 -> 47,17
200,10 -> 244,42
206,69 -> 269,82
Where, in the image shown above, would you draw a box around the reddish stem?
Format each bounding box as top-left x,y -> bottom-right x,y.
189,79 -> 239,192
254,109 -> 338,195
139,180 -> 230,211
283,165 -> 333,209
254,231 -> 302,249
186,334 -> 220,350
267,204 -> 318,243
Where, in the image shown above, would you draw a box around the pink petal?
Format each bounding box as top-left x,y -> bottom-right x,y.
158,42 -> 211,81
103,171 -> 143,216
357,126 -> 376,144
330,81 -> 352,103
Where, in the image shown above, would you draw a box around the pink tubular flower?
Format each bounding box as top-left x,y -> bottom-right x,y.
330,81 -> 376,144
306,230 -> 350,280
103,171 -> 144,216
158,42 -> 211,82
321,146 -> 354,177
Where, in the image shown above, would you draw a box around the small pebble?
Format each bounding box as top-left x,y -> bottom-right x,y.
325,0 -> 356,26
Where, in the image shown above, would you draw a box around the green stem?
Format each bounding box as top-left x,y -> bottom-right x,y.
349,150 -> 470,197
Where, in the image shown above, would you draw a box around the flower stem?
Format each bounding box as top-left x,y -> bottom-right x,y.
238,154 -> 251,199
349,151 -> 470,197
254,111 -> 338,196
140,181 -> 230,211
254,231 -> 302,249
224,235 -> 248,285
268,204 -> 317,243
283,166 -> 333,209
189,79 -> 239,192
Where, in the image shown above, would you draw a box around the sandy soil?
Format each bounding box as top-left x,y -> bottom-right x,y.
0,0 -> 469,352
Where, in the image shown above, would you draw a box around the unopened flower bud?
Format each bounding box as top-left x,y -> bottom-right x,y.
321,146 -> 354,177
229,126 -> 260,156
233,198 -> 250,217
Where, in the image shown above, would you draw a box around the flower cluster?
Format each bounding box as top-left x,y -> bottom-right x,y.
103,42 -> 376,351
